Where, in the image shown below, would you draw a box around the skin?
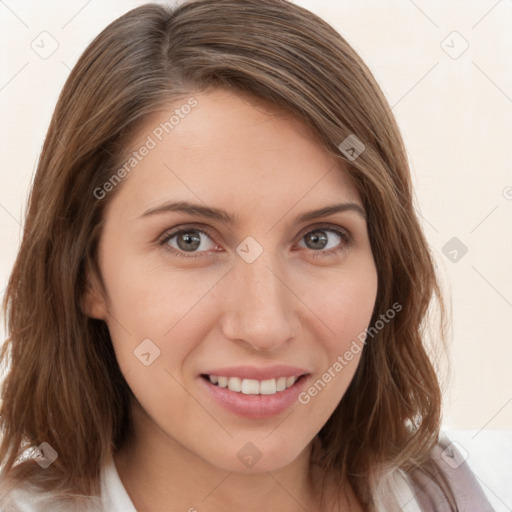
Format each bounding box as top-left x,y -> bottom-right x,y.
84,88 -> 377,511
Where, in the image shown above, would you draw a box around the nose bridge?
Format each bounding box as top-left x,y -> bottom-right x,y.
221,246 -> 297,351
241,253 -> 284,314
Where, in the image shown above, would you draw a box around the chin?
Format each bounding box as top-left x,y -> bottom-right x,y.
202,438 -> 309,474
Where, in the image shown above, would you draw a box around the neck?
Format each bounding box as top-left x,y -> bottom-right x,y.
113,400 -> 337,512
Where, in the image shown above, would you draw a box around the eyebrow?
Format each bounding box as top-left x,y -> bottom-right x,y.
138,200 -> 366,224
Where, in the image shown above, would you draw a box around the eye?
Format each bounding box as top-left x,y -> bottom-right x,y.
158,224 -> 351,259
297,225 -> 351,258
158,227 -> 217,259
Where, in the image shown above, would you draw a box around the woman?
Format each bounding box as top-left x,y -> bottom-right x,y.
0,1 -> 495,510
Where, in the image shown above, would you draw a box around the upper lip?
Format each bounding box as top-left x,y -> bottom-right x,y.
201,365 -> 310,381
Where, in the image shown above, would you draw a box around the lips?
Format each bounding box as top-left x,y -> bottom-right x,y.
198,365 -> 311,419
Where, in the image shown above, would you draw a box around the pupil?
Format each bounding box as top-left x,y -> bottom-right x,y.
307,230 -> 327,250
178,231 -> 201,251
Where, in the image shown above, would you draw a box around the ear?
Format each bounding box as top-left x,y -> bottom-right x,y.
81,266 -> 108,320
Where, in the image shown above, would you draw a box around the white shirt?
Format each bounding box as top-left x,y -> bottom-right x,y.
0,454 -> 420,512
100,457 -> 137,512
0,456 -> 135,512
0,432 -> 507,511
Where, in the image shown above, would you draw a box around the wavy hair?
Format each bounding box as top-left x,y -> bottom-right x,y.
0,0 -> 454,509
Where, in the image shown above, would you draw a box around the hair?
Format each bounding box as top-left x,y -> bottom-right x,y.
0,0 -> 455,510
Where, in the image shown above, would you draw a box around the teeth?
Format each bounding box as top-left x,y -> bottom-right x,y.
286,376 -> 296,388
241,379 -> 260,394
207,375 -> 298,395
276,376 -> 287,392
227,377 -> 242,392
259,379 -> 276,394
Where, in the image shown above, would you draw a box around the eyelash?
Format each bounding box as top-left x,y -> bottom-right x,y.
157,224 -> 351,260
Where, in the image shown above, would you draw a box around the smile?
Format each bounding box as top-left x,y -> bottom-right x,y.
199,372 -> 310,419
203,374 -> 298,395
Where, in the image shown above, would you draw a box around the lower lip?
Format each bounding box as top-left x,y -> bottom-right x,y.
199,375 -> 310,419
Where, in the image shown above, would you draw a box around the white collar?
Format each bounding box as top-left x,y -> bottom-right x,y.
99,455 -> 421,512
100,455 -> 137,512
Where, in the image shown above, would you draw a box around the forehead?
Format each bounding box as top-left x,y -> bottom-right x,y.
111,88 -> 361,217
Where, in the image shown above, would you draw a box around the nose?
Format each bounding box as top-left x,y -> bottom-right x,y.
219,251 -> 299,352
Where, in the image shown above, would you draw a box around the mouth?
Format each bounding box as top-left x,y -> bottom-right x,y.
200,373 -> 308,395
199,372 -> 311,419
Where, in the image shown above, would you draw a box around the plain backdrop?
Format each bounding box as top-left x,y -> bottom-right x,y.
0,0 -> 511,451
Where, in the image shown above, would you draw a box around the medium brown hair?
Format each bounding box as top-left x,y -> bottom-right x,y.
0,0 -> 454,509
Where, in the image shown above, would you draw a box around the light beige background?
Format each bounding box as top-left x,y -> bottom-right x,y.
1,0 -> 511,433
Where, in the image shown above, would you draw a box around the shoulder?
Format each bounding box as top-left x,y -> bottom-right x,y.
372,467 -> 424,512
0,475 -> 57,512
0,453 -> 136,512
406,431 -> 501,512
372,430 -> 504,512
0,467 -> 103,512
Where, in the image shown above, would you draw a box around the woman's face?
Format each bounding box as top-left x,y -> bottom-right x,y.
85,88 -> 378,473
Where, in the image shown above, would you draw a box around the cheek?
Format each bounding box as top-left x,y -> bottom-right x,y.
297,263 -> 377,407
100,263 -> 207,426
330,278 -> 377,345
102,249 -> 210,334
101,257 -> 223,380
304,260 -> 378,346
